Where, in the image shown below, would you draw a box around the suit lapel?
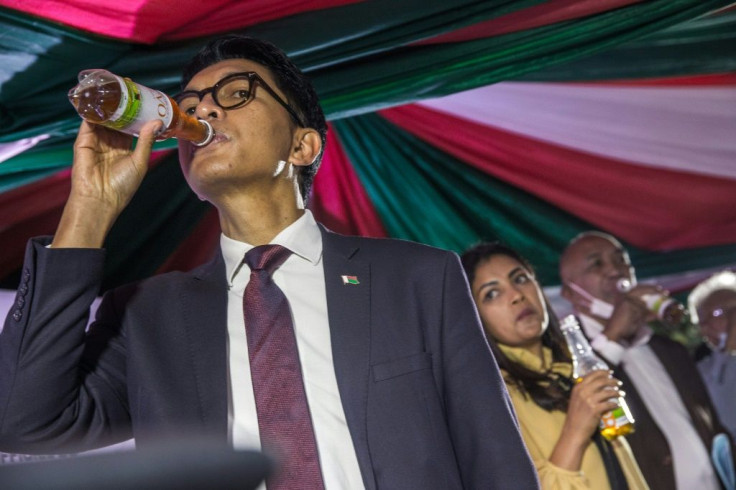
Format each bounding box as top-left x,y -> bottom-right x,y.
180,251 -> 229,440
647,336 -> 714,447
321,228 -> 375,489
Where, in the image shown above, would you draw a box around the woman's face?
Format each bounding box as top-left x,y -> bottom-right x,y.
470,254 -> 549,352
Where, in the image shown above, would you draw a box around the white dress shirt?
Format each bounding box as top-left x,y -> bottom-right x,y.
698,350 -> 736,440
221,210 -> 364,489
579,314 -> 719,490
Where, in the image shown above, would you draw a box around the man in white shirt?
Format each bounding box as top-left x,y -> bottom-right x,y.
0,35 -> 538,489
688,270 -> 736,440
559,231 -> 729,490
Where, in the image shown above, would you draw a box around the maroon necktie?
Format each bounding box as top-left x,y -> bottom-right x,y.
243,244 -> 325,490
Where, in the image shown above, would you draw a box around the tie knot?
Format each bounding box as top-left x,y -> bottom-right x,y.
244,244 -> 292,275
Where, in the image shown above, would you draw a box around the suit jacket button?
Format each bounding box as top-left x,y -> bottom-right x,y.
16,296 -> 25,308
12,310 -> 22,322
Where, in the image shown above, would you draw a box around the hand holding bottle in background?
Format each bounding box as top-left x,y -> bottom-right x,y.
568,277 -> 689,343
616,278 -> 690,329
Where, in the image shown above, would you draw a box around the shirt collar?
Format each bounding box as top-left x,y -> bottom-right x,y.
578,313 -> 605,337
579,313 -> 653,347
497,344 -> 572,378
220,209 -> 323,286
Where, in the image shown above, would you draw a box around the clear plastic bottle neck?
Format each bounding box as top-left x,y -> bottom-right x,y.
560,315 -> 609,378
560,315 -> 592,356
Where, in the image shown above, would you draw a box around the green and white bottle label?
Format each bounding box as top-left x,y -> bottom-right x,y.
106,75 -> 173,135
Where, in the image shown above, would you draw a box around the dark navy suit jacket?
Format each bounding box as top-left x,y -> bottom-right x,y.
0,228 -> 539,489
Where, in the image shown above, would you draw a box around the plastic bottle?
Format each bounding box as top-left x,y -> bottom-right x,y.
560,315 -> 635,440
616,279 -> 689,329
68,69 -> 213,146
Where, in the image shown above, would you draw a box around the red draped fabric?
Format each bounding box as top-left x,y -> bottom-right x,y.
156,208 -> 221,274
0,169 -> 68,275
577,73 -> 736,86
308,125 -> 387,237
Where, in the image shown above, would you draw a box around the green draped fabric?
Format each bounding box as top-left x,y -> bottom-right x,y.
0,134 -> 178,188
0,0 -> 546,136
0,9 -> 131,137
520,9 -> 736,81
314,0 -> 735,118
1,0 -> 731,138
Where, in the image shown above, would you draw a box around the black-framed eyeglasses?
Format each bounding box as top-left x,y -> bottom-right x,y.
173,71 -> 305,127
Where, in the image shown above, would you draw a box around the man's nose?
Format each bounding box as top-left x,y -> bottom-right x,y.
603,260 -> 625,278
196,93 -> 223,120
511,287 -> 526,304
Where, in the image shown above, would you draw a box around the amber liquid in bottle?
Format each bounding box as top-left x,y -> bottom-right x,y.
69,77 -> 121,123
561,315 -> 635,440
68,69 -> 213,146
165,102 -> 213,143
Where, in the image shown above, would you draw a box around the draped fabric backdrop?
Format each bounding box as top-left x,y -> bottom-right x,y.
1,1 -> 735,334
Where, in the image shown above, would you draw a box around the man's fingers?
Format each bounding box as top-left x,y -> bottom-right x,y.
132,120 -> 163,164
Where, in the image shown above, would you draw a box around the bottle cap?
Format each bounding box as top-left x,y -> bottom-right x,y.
560,314 -> 581,331
616,278 -> 632,292
193,120 -> 215,147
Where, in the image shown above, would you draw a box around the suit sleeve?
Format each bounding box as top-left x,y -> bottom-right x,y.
436,252 -> 540,489
0,238 -> 132,454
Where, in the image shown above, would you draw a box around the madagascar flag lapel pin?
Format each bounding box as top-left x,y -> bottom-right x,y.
341,275 -> 360,285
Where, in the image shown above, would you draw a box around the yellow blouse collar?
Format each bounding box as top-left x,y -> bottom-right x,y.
498,344 -> 572,378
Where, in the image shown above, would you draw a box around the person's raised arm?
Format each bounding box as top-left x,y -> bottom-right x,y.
52,119 -> 161,249
549,370 -> 621,471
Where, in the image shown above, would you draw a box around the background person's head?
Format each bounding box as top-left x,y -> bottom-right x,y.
462,242 -> 549,351
462,242 -> 571,411
688,270 -> 736,351
180,35 -> 327,203
559,231 -> 636,314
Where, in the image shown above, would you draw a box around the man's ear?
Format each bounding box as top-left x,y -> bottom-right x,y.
290,128 -> 321,167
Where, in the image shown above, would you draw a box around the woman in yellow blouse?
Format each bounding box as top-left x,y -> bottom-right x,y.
461,243 -> 648,490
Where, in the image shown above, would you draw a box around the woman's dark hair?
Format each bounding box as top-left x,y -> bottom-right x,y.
461,242 -> 572,412
181,34 -> 327,203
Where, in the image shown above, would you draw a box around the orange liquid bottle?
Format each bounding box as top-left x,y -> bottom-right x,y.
617,279 -> 690,330
560,315 -> 635,440
68,69 -> 213,146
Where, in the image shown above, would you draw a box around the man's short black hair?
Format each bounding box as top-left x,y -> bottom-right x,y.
182,35 -> 327,203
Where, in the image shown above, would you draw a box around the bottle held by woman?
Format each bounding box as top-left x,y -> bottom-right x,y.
560,314 -> 636,440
